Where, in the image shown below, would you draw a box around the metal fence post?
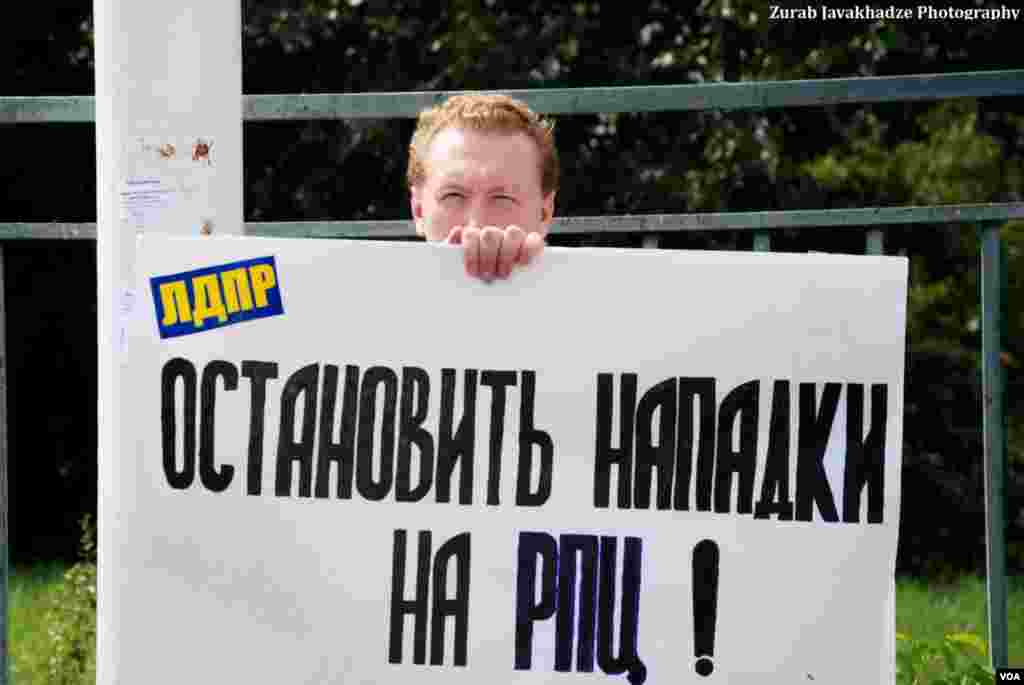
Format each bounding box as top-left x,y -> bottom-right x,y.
866,229 -> 884,256
980,221 -> 1008,669
0,245 -> 9,685
753,231 -> 771,251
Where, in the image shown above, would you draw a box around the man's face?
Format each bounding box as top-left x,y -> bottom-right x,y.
411,126 -> 555,241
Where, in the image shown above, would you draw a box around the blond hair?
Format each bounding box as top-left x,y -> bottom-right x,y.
407,94 -> 559,195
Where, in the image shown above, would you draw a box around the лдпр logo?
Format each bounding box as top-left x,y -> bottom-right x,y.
150,256 -> 284,339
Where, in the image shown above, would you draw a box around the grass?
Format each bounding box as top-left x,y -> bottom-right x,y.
895,575 -> 1024,666
4,566 -> 1023,683
8,562 -> 67,684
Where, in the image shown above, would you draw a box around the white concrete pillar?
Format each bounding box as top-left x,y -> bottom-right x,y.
94,2 -> 242,681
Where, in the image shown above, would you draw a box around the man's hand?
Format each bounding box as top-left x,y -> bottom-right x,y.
446,225 -> 545,281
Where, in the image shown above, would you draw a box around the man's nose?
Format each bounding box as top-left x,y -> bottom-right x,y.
463,199 -> 491,229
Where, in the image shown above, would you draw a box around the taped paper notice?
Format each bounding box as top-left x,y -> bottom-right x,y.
120,177 -> 175,229
118,288 -> 136,361
119,135 -> 216,232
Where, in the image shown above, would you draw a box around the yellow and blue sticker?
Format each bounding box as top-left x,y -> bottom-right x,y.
150,256 -> 284,338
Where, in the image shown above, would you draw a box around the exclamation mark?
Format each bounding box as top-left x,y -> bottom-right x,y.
692,539 -> 719,677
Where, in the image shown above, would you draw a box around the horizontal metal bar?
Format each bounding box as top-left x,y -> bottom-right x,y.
243,70 -> 1024,120
3,70 -> 1023,123
0,223 -> 98,239
0,96 -> 95,123
3,203 -> 1021,240
546,203 -> 1024,233
246,221 -> 409,239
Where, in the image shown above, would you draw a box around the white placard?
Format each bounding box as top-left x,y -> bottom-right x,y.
113,235 -> 906,684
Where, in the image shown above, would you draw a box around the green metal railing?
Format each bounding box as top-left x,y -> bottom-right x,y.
1,69 -> 1020,680
4,69 -> 1023,122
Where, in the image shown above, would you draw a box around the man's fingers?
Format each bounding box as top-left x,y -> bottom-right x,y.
519,232 -> 545,266
461,226 -> 481,278
496,225 -> 525,278
478,226 -> 502,280
458,226 -> 542,280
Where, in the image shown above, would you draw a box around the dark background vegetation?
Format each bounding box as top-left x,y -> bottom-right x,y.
4,0 -> 1023,576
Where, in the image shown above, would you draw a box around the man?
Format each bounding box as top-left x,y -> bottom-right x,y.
407,94 -> 558,280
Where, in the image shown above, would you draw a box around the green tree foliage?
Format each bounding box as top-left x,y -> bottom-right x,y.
237,0 -> 1024,575
802,96 -> 1024,572
6,0 -> 1023,573
43,516 -> 97,684
804,100 -> 1023,400
896,630 -> 993,685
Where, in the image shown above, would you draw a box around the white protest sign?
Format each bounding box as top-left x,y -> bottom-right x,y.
112,235 -> 906,684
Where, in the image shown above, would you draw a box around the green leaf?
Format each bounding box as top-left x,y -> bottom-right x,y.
945,632 -> 988,657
